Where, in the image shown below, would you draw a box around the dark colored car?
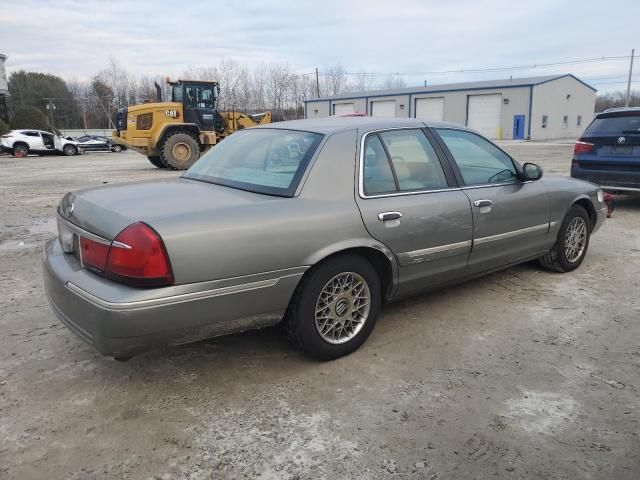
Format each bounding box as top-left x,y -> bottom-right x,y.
571,107 -> 640,194
73,135 -> 127,153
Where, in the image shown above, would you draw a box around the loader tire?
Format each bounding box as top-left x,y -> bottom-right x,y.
160,133 -> 200,170
147,155 -> 166,168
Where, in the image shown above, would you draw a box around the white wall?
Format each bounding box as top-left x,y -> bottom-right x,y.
530,76 -> 596,140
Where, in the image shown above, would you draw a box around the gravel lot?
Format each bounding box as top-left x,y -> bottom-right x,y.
1,144 -> 639,479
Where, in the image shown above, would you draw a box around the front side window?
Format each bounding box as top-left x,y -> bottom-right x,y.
436,129 -> 517,185
184,129 -> 323,196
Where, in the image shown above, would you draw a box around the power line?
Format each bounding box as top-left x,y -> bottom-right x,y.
316,54 -> 638,77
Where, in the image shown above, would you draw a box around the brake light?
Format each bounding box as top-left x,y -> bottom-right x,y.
574,140 -> 594,154
80,237 -> 110,272
105,222 -> 173,287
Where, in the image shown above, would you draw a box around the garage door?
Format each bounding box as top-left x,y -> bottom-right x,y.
415,97 -> 444,121
467,94 -> 502,139
371,100 -> 396,117
333,103 -> 355,116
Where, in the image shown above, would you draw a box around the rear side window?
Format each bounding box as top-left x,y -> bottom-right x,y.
437,129 -> 517,185
585,115 -> 640,135
363,135 -> 396,195
378,130 -> 449,191
362,129 -> 449,196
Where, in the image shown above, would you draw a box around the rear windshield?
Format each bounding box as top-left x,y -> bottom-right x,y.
585,114 -> 640,135
183,129 -> 323,196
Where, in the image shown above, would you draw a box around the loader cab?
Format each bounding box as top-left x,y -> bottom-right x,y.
170,80 -> 222,132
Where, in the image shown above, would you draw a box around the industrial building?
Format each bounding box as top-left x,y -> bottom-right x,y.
0,54 -> 8,122
304,74 -> 596,140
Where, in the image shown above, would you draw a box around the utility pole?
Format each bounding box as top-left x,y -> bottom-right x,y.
625,48 -> 635,107
315,67 -> 320,98
424,80 -> 427,87
44,98 -> 57,129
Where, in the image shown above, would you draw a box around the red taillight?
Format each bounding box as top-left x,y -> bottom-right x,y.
80,237 -> 110,272
105,222 -> 173,287
574,140 -> 594,154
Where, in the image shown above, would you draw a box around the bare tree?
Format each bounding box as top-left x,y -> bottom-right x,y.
378,75 -> 407,90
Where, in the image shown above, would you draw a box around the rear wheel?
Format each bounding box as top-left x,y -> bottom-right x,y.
13,143 -> 29,157
539,205 -> 591,272
147,155 -> 166,168
63,144 -> 77,156
286,254 -> 381,360
160,132 -> 200,170
112,144 -> 122,153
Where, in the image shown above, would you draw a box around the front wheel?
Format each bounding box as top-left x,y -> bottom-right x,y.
160,133 -> 200,170
63,144 -> 77,156
112,144 -> 122,153
539,205 -> 591,272
286,255 -> 381,360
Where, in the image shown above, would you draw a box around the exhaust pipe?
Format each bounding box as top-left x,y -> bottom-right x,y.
154,82 -> 162,102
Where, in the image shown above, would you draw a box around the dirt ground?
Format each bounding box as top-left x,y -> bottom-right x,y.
0,144 -> 638,480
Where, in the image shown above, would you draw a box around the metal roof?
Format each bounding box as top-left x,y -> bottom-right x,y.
306,74 -> 596,103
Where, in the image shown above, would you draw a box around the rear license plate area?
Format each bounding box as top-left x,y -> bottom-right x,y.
611,146 -> 633,155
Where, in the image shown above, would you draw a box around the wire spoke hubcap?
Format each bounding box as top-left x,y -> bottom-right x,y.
315,272 -> 371,345
564,217 -> 587,263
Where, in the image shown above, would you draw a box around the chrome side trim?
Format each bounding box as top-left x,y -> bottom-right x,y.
474,223 -> 549,245
550,221 -> 559,229
66,277 -> 284,311
57,213 -> 111,245
398,240 -> 472,265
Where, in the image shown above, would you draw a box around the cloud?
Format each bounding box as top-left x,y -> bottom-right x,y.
0,0 -> 637,91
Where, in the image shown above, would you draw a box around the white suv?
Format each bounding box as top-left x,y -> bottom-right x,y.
0,130 -> 83,156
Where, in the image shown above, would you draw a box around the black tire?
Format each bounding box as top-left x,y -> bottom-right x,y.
147,155 -> 166,168
12,143 -> 29,157
112,144 -> 122,153
539,205 -> 591,273
160,132 -> 200,170
285,254 -> 382,360
63,144 -> 77,156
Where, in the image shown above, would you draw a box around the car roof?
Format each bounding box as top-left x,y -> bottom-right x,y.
255,116 -> 469,135
600,107 -> 640,115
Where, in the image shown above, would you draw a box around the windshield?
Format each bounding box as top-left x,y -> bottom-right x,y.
184,85 -> 215,109
184,129 -> 323,196
585,114 -> 640,135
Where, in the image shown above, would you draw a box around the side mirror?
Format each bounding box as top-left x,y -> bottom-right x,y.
521,162 -> 543,181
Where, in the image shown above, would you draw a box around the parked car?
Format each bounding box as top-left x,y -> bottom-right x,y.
0,129 -> 82,156
72,135 -> 126,153
43,117 -> 607,361
571,107 -> 640,194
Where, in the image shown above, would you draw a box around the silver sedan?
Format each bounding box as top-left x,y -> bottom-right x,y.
43,117 -> 607,360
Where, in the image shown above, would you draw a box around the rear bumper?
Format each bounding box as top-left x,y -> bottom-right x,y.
43,239 -> 305,357
571,164 -> 640,192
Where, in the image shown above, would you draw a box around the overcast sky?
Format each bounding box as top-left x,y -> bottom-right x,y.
1,0 -> 638,93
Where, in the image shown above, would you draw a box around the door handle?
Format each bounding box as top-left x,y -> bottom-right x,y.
378,211 -> 402,221
473,199 -> 493,208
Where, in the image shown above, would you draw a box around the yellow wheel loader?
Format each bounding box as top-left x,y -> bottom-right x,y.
112,79 -> 271,170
